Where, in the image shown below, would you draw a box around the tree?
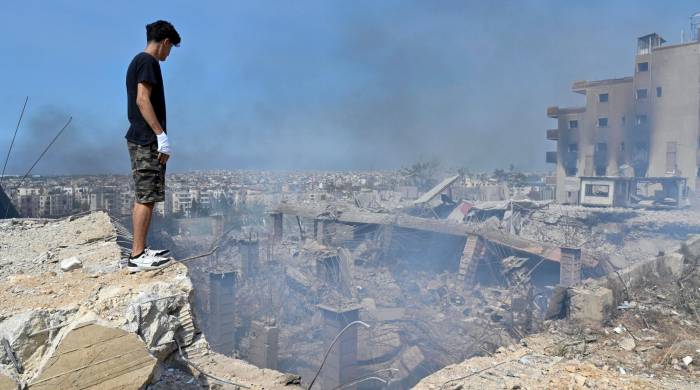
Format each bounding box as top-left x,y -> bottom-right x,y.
400,160 -> 441,192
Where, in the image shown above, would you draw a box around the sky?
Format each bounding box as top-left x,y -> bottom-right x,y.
0,0 -> 699,175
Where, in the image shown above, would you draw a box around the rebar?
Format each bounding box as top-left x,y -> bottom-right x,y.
307,320 -> 370,390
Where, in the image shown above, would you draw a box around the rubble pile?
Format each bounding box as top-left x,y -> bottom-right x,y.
415,236 -> 700,389
183,226 -> 533,388
484,204 -> 700,272
0,211 -> 302,389
168,183 -> 700,388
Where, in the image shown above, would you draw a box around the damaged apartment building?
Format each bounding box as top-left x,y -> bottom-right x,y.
546,20 -> 700,207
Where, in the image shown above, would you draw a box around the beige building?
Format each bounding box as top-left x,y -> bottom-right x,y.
548,32 -> 699,205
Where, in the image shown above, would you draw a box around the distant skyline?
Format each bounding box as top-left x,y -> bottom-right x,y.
1,1 -> 699,175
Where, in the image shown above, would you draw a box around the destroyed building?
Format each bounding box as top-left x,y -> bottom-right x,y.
547,25 -> 700,207
159,168 -> 700,389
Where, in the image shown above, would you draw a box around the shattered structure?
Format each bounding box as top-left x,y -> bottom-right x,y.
0,212 -> 302,389
2,167 -> 700,389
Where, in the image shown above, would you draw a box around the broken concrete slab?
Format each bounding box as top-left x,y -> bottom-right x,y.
657,252 -> 683,277
0,308 -> 77,378
0,373 -> 17,390
28,323 -> 156,390
568,286 -> 613,327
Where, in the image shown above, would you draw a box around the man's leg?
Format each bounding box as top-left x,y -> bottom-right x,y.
132,201 -> 154,257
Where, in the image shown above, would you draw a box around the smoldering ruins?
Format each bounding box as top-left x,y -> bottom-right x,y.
3,5 -> 700,390
168,172 -> 700,389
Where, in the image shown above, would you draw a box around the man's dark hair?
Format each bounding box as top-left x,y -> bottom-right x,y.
146,20 -> 181,46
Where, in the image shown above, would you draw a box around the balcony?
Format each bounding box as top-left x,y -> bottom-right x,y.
547,106 -> 559,118
546,129 -> 559,140
546,106 -> 585,118
546,151 -> 557,164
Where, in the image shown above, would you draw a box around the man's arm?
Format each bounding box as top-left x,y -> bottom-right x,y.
136,82 -> 170,164
136,82 -> 163,135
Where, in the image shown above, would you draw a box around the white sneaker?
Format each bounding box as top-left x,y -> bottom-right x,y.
127,251 -> 171,273
145,247 -> 170,257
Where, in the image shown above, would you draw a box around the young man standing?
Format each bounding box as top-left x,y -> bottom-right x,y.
125,20 -> 180,272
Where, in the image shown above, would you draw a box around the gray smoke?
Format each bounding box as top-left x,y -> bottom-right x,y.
4,105 -> 128,175
1,1 -> 686,174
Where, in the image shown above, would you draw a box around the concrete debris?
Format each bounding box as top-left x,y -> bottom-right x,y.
619,336 -> 636,351
59,257 -> 82,272
415,231 -> 700,389
0,373 -> 17,390
6,170 -> 700,389
0,212 -> 303,389
28,323 -> 157,390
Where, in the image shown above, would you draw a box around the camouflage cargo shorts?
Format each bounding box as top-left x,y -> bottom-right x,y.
127,141 -> 166,203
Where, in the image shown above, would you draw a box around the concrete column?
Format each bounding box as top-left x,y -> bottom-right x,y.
270,213 -> 283,241
210,214 -> 224,238
378,225 -> 393,261
239,239 -> 260,278
457,234 -> 483,288
249,320 -> 278,369
318,305 -> 360,390
315,219 -> 335,246
559,247 -> 582,287
207,272 -> 237,355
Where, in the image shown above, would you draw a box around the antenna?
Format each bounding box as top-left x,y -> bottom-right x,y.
3,116 -> 72,218
0,96 -> 29,187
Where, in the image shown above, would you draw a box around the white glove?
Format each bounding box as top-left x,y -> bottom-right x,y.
156,132 -> 172,155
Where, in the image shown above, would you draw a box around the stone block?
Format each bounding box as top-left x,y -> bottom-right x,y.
59,257 -> 82,272
568,286 -> 613,327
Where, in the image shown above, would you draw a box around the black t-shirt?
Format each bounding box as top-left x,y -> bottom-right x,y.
125,52 -> 166,145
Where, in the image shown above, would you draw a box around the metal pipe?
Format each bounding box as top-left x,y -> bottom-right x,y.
307,320 -> 370,390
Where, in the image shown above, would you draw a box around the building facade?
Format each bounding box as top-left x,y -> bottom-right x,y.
547,33 -> 699,205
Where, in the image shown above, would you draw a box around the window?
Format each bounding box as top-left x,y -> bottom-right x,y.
599,93 -> 609,103
598,117 -> 608,127
565,167 -> 578,177
585,184 -> 610,197
568,143 -> 578,153
636,89 -> 648,99
595,143 -> 607,152
569,120 -> 578,129
656,86 -> 662,97
595,167 -> 607,176
637,62 -> 649,72
636,115 -> 648,125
